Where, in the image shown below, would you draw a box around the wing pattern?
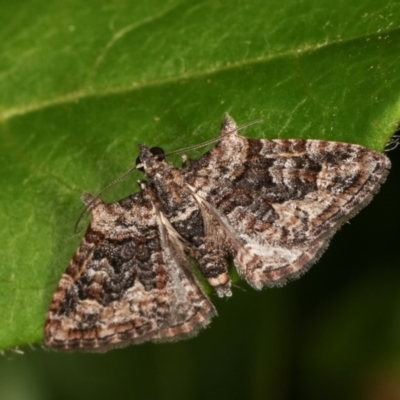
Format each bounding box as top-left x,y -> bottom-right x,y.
45,115 -> 390,351
183,116 -> 390,288
45,187 -> 215,352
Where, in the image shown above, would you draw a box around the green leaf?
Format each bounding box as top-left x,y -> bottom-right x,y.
0,0 -> 399,350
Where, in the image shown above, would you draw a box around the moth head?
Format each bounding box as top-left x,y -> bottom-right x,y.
136,145 -> 166,172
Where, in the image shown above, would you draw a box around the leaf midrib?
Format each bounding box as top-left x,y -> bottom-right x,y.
1,26 -> 398,123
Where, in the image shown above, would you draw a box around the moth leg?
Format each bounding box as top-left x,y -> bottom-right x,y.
193,236 -> 232,298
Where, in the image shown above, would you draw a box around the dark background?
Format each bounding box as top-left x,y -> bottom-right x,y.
0,146 -> 399,400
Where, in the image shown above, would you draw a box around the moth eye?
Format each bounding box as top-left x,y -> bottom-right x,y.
136,147 -> 166,172
149,147 -> 166,160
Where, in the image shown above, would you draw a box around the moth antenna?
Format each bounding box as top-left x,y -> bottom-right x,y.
74,164 -> 138,233
165,118 -> 264,157
385,134 -> 400,152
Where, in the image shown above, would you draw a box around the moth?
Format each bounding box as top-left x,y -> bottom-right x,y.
44,115 -> 390,351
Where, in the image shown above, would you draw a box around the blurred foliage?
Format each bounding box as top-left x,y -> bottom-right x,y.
0,0 -> 399,399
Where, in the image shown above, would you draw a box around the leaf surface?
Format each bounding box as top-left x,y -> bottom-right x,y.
0,0 -> 399,350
